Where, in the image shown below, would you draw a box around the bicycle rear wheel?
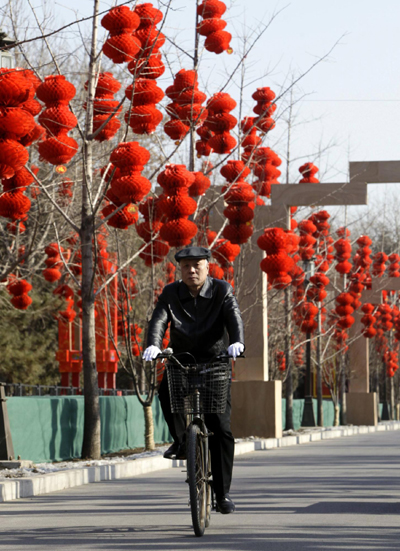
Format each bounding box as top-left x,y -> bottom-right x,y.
187,424 -> 207,537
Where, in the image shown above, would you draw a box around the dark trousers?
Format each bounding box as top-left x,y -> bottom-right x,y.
158,373 -> 235,498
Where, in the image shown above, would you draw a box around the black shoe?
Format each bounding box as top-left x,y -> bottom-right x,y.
163,442 -> 186,460
216,494 -> 235,514
176,442 -> 186,460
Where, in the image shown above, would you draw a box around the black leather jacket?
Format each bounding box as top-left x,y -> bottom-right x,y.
147,276 -> 244,362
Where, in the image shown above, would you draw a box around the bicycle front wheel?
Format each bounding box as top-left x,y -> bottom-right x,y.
187,423 -> 207,537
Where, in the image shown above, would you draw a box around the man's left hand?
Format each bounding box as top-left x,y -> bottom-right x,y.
228,342 -> 244,358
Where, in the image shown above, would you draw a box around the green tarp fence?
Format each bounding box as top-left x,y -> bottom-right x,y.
6,395 -> 345,463
282,398 -> 336,430
6,395 -> 172,463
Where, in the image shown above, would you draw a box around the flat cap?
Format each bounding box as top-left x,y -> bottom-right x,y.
174,246 -> 211,262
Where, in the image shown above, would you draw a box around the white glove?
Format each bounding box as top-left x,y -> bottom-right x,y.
228,342 -> 244,359
143,345 -> 161,361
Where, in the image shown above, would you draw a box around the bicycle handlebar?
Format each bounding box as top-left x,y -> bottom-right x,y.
155,348 -> 245,371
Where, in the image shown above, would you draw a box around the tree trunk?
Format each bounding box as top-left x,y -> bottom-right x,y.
316,305 -> 323,426
339,355 -> 347,425
333,403 -> 340,427
373,351 -> 380,421
144,405 -> 155,451
390,377 -> 395,420
284,287 -> 294,430
81,207 -> 100,459
81,0 -> 101,460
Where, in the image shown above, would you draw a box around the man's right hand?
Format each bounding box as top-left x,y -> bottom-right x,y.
143,345 -> 161,361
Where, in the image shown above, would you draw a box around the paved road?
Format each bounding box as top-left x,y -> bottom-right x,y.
1,431 -> 400,550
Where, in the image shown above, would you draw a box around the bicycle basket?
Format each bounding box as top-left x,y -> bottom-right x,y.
166,362 -> 231,415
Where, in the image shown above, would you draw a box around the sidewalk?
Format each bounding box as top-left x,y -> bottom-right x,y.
1,421 -> 399,503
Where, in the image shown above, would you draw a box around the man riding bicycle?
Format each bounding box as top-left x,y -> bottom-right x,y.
143,246 -> 244,515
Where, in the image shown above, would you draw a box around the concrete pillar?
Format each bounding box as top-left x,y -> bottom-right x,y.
231,380 -> 282,439
347,310 -> 377,425
347,391 -> 377,426
348,310 -> 369,393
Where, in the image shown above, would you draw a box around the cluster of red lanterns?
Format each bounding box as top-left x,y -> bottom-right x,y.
384,349 -> 398,378
127,4 -> 165,134
157,164 -> 198,247
257,227 -> 295,289
197,0 -> 232,54
88,72 -> 122,142
110,141 -> 151,204
201,92 -> 237,154
6,276 -> 33,310
250,146 -> 282,199
96,232 -> 113,276
43,242 -> 64,283
389,253 -> 400,277
334,292 -> 355,330
137,196 -> 170,266
101,5 -> 141,64
51,266 -> 76,323
372,252 -> 387,277
36,75 -> 78,165
377,303 -> 393,332
133,3 -> 165,61
127,5 -> 165,80
165,261 -> 176,284
221,160 -> 254,244
164,69 -> 207,142
360,303 -> 377,338
189,170 -> 211,197
252,87 -> 276,134
207,230 -> 240,285
294,301 -> 318,334
312,211 -> 333,272
298,219 -> 317,261
0,69 -> 36,179
58,291 -> 77,323
240,117 -> 261,162
299,162 -> 319,183
125,69 -> 164,136
276,350 -> 286,371
334,227 -> 352,275
102,141 -> 151,229
0,69 -> 42,223
307,272 -> 329,303
208,262 -> 224,279
393,306 -> 400,341
101,166 -> 136,230
353,235 -> 372,273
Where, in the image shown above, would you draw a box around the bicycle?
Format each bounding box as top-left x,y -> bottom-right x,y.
156,349 -> 232,537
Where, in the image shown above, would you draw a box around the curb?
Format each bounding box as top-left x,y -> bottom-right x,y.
1,420 -> 399,503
